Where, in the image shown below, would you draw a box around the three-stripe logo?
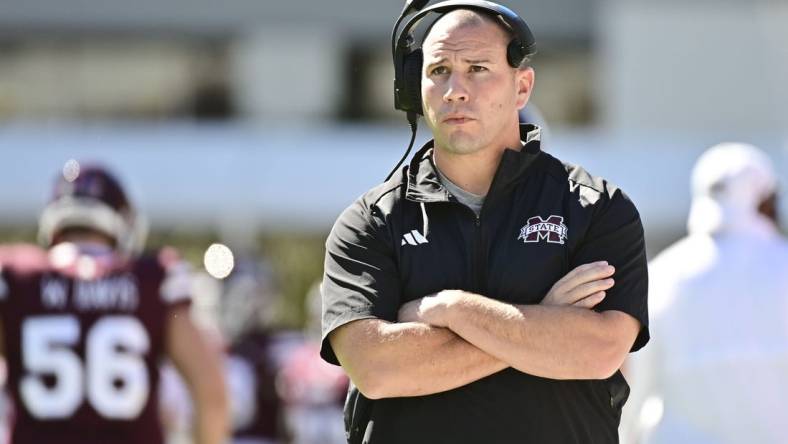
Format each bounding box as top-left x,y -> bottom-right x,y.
401,230 -> 428,246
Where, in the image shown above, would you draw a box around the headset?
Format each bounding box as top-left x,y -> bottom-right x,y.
385,0 -> 536,180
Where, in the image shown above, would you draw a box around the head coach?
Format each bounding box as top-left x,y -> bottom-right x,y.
319,1 -> 649,443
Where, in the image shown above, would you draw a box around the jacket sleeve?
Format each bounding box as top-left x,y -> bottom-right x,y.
570,186 -> 650,352
320,197 -> 401,365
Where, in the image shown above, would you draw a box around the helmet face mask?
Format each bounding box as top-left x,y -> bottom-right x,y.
38,164 -> 147,256
51,223 -> 119,249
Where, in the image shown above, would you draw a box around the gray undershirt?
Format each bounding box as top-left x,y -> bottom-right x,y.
435,162 -> 486,216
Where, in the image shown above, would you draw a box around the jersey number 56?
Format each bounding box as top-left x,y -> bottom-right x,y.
20,315 -> 150,420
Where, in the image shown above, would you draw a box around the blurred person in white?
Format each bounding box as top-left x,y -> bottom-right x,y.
275,282 -> 348,444
0,163 -> 228,444
627,143 -> 788,443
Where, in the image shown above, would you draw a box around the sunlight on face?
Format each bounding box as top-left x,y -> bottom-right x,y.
421,11 -> 528,155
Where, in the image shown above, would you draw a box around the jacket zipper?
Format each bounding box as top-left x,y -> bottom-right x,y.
472,213 -> 485,294
452,200 -> 487,294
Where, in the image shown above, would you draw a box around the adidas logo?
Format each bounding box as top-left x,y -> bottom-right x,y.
401,230 -> 429,246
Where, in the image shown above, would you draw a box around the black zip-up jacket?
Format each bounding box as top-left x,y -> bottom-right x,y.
321,124 -> 649,444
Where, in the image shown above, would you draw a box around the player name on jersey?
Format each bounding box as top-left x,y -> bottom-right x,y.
42,274 -> 140,312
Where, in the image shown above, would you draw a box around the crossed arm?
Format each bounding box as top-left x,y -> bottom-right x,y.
329,261 -> 641,399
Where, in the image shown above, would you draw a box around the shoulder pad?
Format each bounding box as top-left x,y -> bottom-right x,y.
0,243 -> 50,275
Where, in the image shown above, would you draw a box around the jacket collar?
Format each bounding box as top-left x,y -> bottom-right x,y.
405,123 -> 543,203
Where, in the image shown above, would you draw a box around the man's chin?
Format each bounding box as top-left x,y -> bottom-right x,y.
441,139 -> 484,155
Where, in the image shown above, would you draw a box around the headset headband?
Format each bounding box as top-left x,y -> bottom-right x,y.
394,0 -> 535,64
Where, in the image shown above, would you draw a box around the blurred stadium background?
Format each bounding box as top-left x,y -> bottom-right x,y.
0,0 -> 787,442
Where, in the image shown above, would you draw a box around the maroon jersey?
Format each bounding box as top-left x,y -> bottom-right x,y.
0,243 -> 191,444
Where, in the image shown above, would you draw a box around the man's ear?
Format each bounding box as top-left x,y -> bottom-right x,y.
515,67 -> 535,109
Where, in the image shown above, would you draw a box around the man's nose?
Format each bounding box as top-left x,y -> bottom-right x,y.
442,73 -> 469,104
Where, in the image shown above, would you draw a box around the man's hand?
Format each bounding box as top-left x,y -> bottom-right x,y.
542,261 -> 615,308
398,291 -> 461,326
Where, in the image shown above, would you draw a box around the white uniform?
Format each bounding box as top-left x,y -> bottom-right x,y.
627,143 -> 788,444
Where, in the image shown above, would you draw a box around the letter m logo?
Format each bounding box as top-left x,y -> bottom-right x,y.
517,215 -> 568,245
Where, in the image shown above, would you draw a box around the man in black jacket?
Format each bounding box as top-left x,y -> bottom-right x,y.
321,7 -> 648,443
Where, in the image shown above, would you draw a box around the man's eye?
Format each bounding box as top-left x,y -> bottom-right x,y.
430,66 -> 448,75
470,65 -> 488,73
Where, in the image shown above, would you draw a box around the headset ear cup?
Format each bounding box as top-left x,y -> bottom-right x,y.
506,40 -> 526,68
403,48 -> 424,115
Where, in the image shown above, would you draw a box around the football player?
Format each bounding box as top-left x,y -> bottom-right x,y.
163,255 -> 295,444
276,282 -> 348,444
217,257 -> 291,444
0,163 -> 228,444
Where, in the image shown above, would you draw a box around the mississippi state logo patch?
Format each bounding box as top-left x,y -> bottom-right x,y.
517,215 -> 568,245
